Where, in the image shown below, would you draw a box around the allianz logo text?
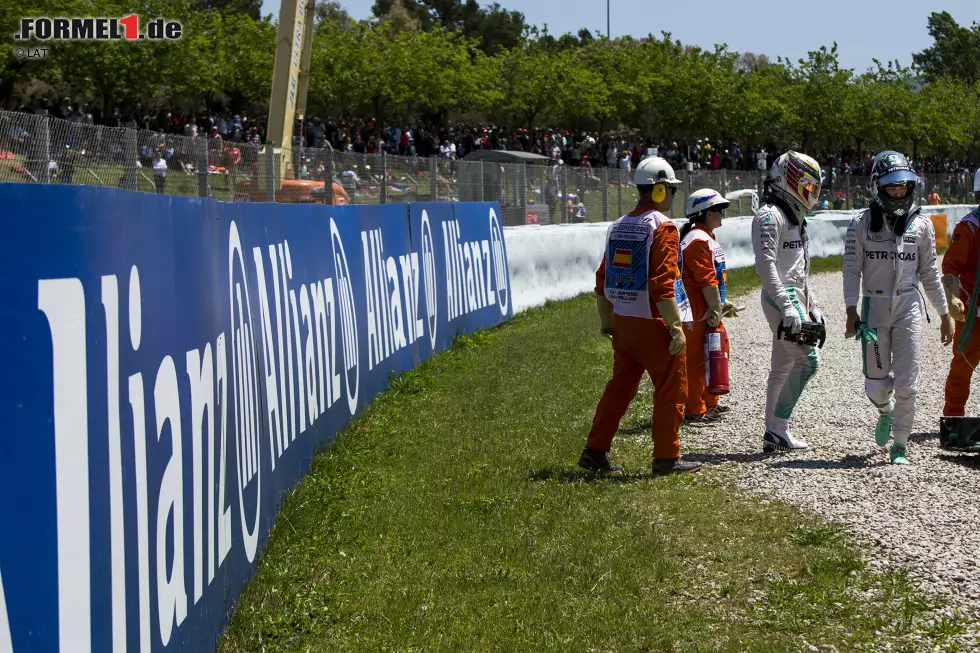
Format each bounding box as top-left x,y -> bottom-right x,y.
12,207 -> 510,651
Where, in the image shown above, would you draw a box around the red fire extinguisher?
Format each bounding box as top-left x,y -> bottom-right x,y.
705,327 -> 730,395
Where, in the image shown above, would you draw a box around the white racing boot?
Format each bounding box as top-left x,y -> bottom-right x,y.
763,423 -> 809,453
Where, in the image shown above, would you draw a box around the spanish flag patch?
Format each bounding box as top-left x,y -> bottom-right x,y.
612,249 -> 632,268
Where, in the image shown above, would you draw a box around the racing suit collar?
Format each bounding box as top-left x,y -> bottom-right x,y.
693,222 -> 715,238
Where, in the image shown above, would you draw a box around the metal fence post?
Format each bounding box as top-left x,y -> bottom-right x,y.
430,157 -> 438,201
94,124 -> 104,163
601,167 -> 608,222
40,116 -> 52,183
122,128 -> 138,191
520,163 -> 527,212
617,168 -> 623,216
380,151 -> 388,204
560,165 -> 567,223
197,138 -> 210,198
264,147 -> 276,202
325,149 -> 334,205
478,161 -> 485,203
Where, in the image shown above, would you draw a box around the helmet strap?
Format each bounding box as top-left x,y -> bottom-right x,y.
870,202 -> 918,235
869,202 -> 885,233
763,190 -> 804,230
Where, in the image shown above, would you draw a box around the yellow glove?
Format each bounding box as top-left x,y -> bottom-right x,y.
656,299 -> 687,356
701,285 -> 723,328
722,301 -> 739,318
944,275 -> 966,323
950,297 -> 966,323
597,295 -> 614,338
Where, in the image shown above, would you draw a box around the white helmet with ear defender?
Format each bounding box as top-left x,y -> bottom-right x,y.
685,188 -> 730,220
633,156 -> 681,187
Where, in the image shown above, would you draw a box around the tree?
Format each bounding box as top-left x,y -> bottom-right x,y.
781,44 -> 854,151
376,0 -> 422,36
315,1 -> 356,30
581,37 -> 646,132
493,44 -> 602,128
42,0 -> 186,112
925,77 -> 980,162
735,52 -> 770,74
309,21 -> 487,123
912,12 -> 980,84
194,0 -> 262,20
371,0 -> 526,54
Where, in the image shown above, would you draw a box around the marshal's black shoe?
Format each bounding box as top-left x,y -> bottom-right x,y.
578,448 -> 624,476
684,411 -> 724,425
653,458 -> 702,475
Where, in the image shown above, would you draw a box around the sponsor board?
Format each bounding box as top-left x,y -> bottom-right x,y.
0,185 -> 511,652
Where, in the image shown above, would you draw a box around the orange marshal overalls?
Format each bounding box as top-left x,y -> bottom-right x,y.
681,223 -> 730,417
586,199 -> 687,460
943,211 -> 980,416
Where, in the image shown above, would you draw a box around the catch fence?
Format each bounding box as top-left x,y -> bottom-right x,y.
0,111 -> 972,226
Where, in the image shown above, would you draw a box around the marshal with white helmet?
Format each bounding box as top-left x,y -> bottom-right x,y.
633,156 -> 683,190
685,188 -> 730,219
680,188 -> 737,424
581,156 -> 703,477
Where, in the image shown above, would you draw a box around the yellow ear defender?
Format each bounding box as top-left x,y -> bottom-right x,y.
652,183 -> 667,203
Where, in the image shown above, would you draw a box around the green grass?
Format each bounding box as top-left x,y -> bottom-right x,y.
218,254 -> 967,652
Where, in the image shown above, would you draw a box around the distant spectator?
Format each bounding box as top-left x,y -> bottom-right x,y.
153,149 -> 167,194
439,138 -> 455,160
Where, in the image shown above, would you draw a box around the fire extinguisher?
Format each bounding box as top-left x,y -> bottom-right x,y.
705,327 -> 730,395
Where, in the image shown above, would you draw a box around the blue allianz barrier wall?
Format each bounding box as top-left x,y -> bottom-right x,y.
0,184 -> 512,653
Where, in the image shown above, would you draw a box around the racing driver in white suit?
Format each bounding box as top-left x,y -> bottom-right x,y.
752,151 -> 825,453
843,151 -> 954,465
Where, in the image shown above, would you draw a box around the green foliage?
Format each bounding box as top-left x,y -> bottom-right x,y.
3,0 -> 275,112
371,0 -> 525,55
913,11 -> 980,84
5,4 -> 980,161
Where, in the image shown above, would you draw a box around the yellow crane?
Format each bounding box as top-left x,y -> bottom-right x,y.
250,0 -> 347,204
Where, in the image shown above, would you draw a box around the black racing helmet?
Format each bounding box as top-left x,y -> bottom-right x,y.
870,151 -> 917,218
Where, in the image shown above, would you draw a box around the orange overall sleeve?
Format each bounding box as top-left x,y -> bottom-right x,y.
944,222 -> 979,301
683,240 -> 718,288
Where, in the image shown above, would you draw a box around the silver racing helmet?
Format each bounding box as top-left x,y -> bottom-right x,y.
870,151 -> 917,219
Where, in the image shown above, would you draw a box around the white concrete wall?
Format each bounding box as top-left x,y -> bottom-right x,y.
504,204 -> 976,314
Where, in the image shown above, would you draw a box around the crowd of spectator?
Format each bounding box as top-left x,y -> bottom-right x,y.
2,96 -> 976,190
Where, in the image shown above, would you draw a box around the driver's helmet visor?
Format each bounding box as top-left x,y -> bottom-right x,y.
790,175 -> 821,207
878,170 -> 917,198
878,169 -> 917,187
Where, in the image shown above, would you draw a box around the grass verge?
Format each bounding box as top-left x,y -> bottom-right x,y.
219,255 -> 967,652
